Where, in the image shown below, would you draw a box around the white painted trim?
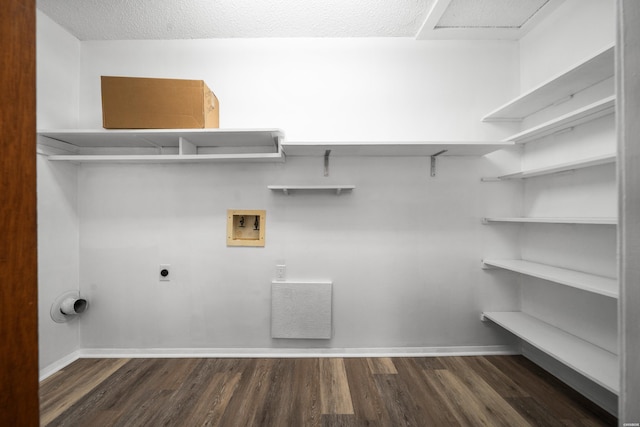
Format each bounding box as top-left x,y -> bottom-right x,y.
77,345 -> 518,359
415,0 -> 452,37
617,0 -> 640,421
39,350 -> 81,381
416,0 -> 566,41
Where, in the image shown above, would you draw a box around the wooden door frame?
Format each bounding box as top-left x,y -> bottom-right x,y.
0,0 -> 39,425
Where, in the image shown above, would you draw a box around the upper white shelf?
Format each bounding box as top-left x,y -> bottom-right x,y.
268,185 -> 355,195
483,217 -> 617,225
483,44 -> 615,122
505,96 -> 616,144
483,258 -> 618,299
281,141 -> 512,157
38,128 -> 285,163
481,311 -> 619,394
483,153 -> 616,181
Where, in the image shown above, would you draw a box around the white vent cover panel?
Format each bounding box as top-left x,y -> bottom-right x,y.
436,0 -> 551,28
271,281 -> 332,339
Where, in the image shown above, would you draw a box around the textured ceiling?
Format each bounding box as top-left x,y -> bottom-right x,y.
36,0 -> 433,40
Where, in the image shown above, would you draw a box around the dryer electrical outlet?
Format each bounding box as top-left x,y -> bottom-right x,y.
159,264 -> 170,281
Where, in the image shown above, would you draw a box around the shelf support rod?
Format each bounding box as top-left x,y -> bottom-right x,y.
430,150 -> 447,177
324,150 -> 331,177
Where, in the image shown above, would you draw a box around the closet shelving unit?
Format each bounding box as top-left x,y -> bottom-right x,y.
37,128 -> 285,163
481,44 -> 619,396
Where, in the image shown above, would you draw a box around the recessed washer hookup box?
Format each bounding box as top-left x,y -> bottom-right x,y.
101,76 -> 219,129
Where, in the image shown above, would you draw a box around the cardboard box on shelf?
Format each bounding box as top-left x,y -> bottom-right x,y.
101,76 -> 219,129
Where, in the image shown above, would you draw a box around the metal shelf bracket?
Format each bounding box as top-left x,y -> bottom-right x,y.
324,150 -> 331,176
430,149 -> 448,177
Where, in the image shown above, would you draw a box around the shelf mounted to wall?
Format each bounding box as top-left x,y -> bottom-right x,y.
37,128 -> 285,163
480,311 -> 619,395
281,141 -> 513,177
504,96 -> 616,144
482,44 -> 615,122
482,217 -> 617,225
482,258 -> 618,298
268,185 -> 355,196
481,153 -> 616,181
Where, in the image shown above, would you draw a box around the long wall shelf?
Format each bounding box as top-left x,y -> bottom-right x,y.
482,259 -> 618,299
38,128 -> 285,163
482,44 -> 614,122
505,96 -> 615,144
38,130 -> 514,163
482,217 -> 617,225
483,153 -> 616,181
281,141 -> 512,157
46,152 -> 285,164
481,311 -> 619,394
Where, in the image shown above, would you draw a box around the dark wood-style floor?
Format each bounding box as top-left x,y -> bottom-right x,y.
40,356 -> 616,426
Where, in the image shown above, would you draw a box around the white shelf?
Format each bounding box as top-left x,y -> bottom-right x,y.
47,152 -> 285,164
481,311 -> 619,394
505,96 -> 616,144
483,153 -> 616,181
482,259 -> 618,299
268,185 -> 355,195
38,128 -> 285,163
483,217 -> 617,225
483,45 -> 614,122
281,141 -> 512,157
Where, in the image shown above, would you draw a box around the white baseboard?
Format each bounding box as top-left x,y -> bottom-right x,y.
39,345 -> 517,381
39,350 -> 81,381
78,345 -> 518,359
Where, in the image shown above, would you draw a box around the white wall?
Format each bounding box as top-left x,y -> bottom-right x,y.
79,38 -> 518,142
36,11 -> 81,376
72,38 -> 521,353
77,156 -> 522,352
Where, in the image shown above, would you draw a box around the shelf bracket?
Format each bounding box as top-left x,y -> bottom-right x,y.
324,150 -> 331,177
179,137 -> 197,155
481,260 -> 497,270
430,150 -> 447,177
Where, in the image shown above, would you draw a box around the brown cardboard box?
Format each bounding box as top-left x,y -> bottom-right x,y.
101,76 -> 219,129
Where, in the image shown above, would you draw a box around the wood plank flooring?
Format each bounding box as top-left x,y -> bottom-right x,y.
40,356 -> 616,426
